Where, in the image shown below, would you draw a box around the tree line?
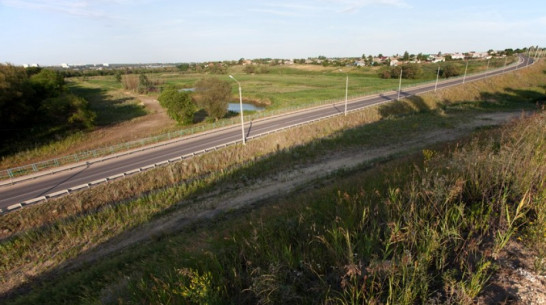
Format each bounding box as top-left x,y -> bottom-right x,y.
379,63 -> 461,80
0,64 -> 95,154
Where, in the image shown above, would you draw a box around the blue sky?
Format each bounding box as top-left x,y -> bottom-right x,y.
1,0 -> 545,65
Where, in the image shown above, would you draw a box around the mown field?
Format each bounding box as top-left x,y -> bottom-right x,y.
0,57 -> 511,170
0,58 -> 543,304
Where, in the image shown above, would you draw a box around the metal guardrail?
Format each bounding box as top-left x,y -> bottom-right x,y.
0,57 -> 526,181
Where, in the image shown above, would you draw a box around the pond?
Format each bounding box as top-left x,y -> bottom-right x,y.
178,88 -> 265,113
227,103 -> 265,112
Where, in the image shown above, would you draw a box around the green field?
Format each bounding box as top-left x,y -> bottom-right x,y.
147,58 -> 511,110
83,58 -> 513,111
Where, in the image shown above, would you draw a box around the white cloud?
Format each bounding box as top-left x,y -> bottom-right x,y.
247,8 -> 302,17
2,0 -> 106,18
321,0 -> 411,13
0,0 -> 144,19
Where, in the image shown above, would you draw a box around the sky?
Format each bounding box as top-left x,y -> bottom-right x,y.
1,0 -> 545,66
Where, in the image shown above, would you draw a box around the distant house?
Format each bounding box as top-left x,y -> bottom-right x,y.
428,55 -> 445,63
389,59 -> 399,66
354,60 -> 366,67
471,52 -> 490,59
373,57 -> 385,64
450,53 -> 465,60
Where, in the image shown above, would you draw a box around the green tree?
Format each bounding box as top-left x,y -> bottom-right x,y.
401,63 -> 422,79
194,77 -> 231,121
114,71 -> 122,83
441,64 -> 460,78
138,73 -> 151,93
378,63 -> 423,79
402,51 -> 410,61
29,69 -> 64,98
0,65 -> 36,137
41,93 -> 96,129
177,63 -> 190,72
243,65 -> 256,74
158,87 -> 195,125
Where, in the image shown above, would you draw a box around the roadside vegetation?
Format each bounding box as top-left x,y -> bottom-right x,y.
0,58 -> 544,303
0,65 -> 96,157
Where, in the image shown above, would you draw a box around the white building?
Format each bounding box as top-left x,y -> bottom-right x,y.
451,53 -> 465,60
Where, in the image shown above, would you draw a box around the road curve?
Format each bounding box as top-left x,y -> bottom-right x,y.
0,56 -> 534,212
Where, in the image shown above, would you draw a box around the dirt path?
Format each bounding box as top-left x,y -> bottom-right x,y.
64,111 -> 529,270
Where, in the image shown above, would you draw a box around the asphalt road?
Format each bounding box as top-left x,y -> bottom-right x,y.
0,56 -> 533,211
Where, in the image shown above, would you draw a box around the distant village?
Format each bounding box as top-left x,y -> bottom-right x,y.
19,48 -> 524,74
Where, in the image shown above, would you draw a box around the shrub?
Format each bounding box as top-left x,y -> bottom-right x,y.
158,87 -> 196,125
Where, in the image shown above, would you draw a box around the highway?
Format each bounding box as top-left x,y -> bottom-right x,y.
0,56 -> 533,212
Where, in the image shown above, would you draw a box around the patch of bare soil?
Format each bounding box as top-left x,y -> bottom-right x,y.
72,94 -> 175,152
479,242 -> 546,304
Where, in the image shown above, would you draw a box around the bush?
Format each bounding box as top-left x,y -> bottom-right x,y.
378,63 -> 423,79
121,74 -> 139,92
442,64 -> 461,78
158,87 -> 196,125
41,93 -> 96,129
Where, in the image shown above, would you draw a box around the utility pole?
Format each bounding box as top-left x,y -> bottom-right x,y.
434,65 -> 440,92
463,61 -> 468,84
339,69 -> 349,115
344,73 -> 348,116
397,68 -> 403,100
228,75 -> 246,145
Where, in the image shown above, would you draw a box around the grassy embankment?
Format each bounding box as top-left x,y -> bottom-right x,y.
0,57 -> 511,170
0,59 -> 542,303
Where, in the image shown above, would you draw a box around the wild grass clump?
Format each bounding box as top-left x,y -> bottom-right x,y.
122,113 -> 545,304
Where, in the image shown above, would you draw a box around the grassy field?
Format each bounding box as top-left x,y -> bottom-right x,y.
153,57 -> 512,110
0,58 -> 543,304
